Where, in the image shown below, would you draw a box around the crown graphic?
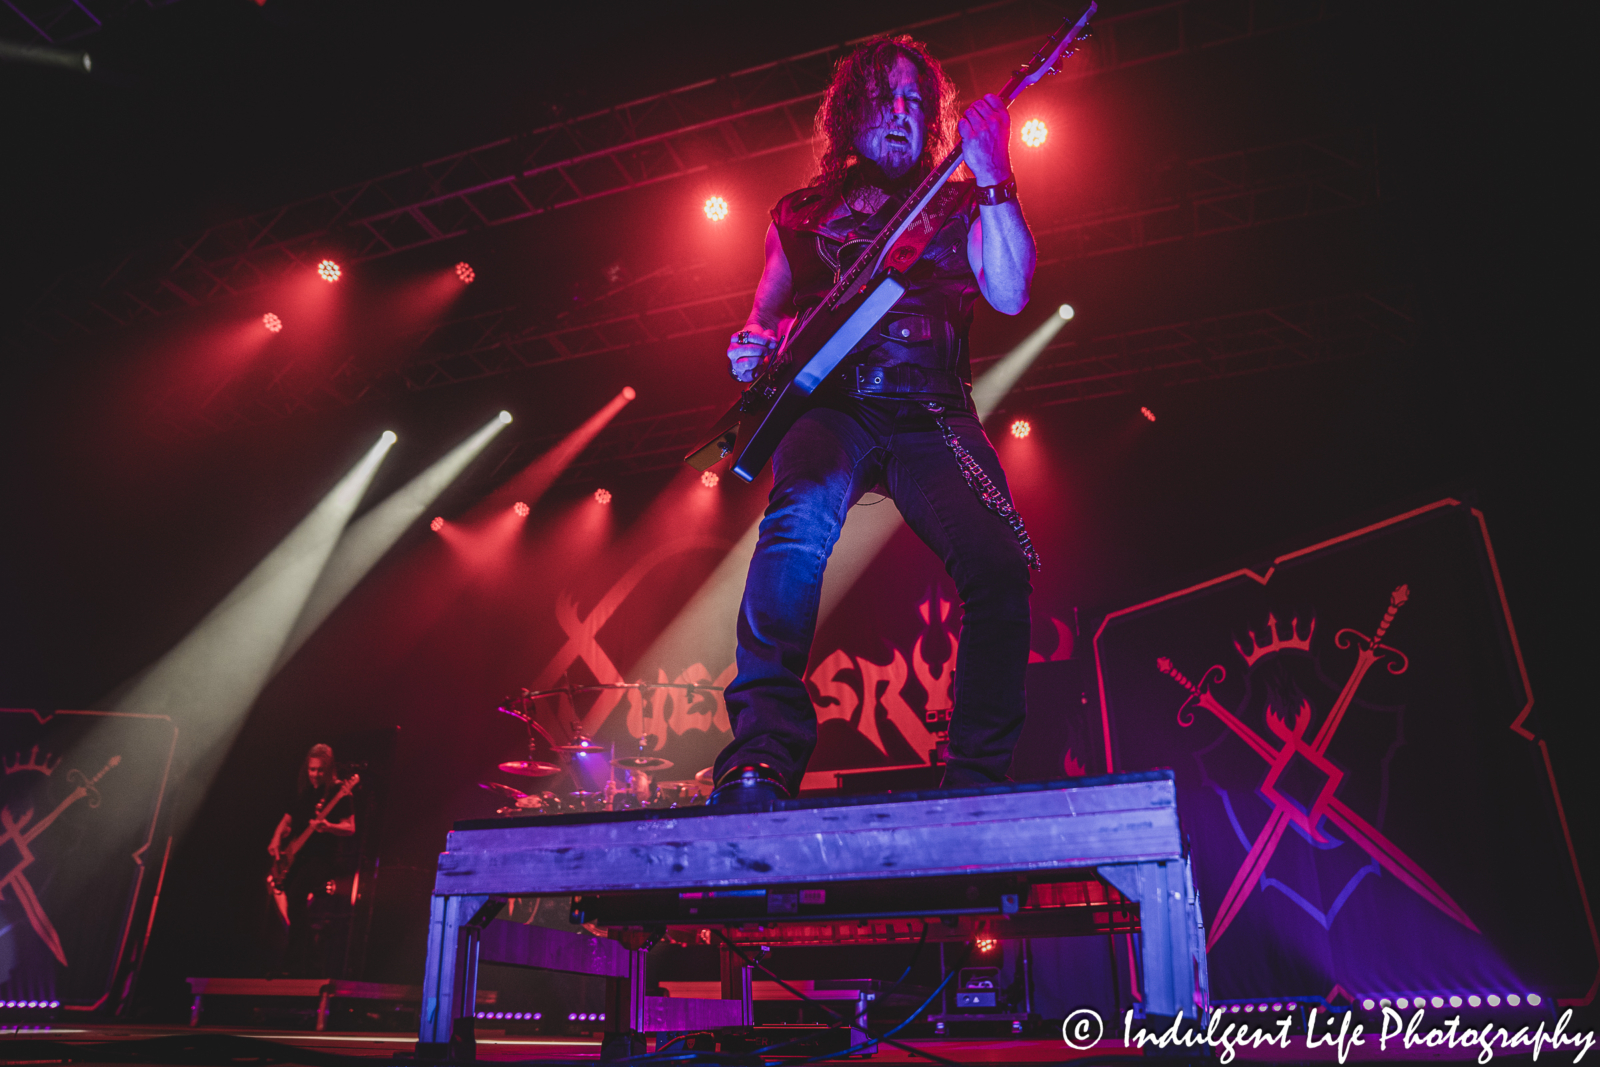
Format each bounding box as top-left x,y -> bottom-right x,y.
1234,613 -> 1315,666
4,745 -> 62,776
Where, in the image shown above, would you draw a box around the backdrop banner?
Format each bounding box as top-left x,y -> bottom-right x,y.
0,709 -> 177,1009
1093,499 -> 1596,1006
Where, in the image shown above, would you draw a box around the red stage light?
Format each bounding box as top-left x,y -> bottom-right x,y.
701,470 -> 719,489
429,516 -> 445,532
262,312 -> 283,333
1140,406 -> 1156,422
594,488 -> 612,505
703,196 -> 729,222
512,501 -> 530,517
455,261 -> 475,284
1010,418 -> 1031,439
621,386 -> 637,401
1020,119 -> 1048,148
317,259 -> 342,282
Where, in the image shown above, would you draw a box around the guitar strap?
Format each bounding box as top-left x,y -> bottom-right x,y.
878,183 -> 974,273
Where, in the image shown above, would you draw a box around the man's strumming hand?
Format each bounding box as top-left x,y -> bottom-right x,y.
727,326 -> 778,383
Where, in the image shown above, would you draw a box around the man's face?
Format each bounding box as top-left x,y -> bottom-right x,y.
306,756 -> 329,789
853,54 -> 927,180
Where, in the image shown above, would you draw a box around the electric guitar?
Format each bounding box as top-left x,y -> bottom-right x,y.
686,2 -> 1096,482
268,774 -> 359,893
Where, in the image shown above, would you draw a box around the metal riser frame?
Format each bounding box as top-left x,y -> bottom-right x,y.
416,774 -> 1207,1060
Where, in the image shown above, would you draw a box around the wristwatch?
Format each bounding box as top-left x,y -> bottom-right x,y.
975,176 -> 1018,206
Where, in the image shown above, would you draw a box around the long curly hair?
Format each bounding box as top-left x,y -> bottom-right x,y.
813,35 -> 961,195
298,742 -> 336,799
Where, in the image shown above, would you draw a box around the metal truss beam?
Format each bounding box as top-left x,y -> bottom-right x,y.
2,0 -> 176,44
488,288 -> 1413,490
146,127 -> 1376,438
535,404 -> 727,491
388,128 -> 1381,388
993,289 -> 1414,408
23,0 -> 1328,345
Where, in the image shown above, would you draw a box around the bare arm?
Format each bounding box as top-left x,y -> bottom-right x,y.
268,813 -> 291,857
960,94 -> 1035,316
726,222 -> 795,382
314,813 -> 356,837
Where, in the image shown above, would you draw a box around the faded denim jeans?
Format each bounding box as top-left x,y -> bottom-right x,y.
713,393 -> 1033,792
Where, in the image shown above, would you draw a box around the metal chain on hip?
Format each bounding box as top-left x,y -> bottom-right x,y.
925,403 -> 1042,571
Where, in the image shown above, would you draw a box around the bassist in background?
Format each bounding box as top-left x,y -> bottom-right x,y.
267,743 -> 354,975
711,35 -> 1040,805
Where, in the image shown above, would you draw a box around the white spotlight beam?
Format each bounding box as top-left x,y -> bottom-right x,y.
628,517 -> 759,678
272,414 -> 511,672
969,309 -> 1069,421
112,433 -> 394,770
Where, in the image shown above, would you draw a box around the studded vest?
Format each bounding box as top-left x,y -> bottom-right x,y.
771,178 -> 981,400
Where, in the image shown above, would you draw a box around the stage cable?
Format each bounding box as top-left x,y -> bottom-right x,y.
714,930 -> 969,1066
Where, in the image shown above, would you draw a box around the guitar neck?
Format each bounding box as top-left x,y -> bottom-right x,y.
291,784 -> 350,846
830,16 -> 1077,300
826,149 -> 962,309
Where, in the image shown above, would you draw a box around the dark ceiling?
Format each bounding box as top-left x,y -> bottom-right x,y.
0,0 -> 1592,1017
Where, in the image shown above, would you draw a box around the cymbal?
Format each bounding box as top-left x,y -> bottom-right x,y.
611,755 -> 674,771
498,759 -> 562,778
555,739 -> 609,754
694,766 -> 714,784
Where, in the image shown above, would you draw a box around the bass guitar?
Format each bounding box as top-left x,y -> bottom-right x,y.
268,773 -> 359,893
686,2 -> 1096,483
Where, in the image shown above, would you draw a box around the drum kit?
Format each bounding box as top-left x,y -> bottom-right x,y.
478,683 -> 720,816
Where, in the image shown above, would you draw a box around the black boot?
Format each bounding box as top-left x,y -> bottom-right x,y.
708,764 -> 791,808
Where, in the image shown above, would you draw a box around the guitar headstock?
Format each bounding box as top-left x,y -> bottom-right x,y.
341,773 -> 361,794
1014,2 -> 1098,94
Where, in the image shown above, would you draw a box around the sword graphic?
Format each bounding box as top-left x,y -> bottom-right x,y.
1158,587 -> 1476,948
0,754 -> 122,966
1313,585 -> 1409,754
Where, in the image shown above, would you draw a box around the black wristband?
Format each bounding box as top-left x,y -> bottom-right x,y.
975,176 -> 1018,206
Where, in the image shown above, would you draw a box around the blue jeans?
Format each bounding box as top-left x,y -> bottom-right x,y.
714,394 -> 1033,792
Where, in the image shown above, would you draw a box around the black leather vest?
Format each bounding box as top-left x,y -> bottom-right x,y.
772,178 -> 980,400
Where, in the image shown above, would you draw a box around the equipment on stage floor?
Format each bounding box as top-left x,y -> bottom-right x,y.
494,759 -> 561,777
609,754 -> 673,771
684,3 -> 1097,482
414,770 -> 1207,1063
487,685 -> 718,818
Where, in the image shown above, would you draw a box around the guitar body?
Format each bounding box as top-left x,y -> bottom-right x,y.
268,849 -> 295,892
687,271 -> 908,482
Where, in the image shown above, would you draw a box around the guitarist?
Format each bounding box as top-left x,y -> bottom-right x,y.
711,35 -> 1039,806
267,743 -> 354,974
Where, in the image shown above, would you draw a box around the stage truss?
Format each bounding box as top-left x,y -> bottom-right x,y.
19,0 -> 1330,346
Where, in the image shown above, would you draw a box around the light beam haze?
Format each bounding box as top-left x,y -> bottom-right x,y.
272,413 -> 512,672
108,432 -> 394,823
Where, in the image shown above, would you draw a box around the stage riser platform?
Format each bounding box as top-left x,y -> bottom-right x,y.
416,773 -> 1208,1059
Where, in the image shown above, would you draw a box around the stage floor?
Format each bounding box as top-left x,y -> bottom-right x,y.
0,1021 -> 1549,1064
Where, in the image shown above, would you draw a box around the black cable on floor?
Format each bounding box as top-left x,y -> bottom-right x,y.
800,950 -> 968,1065
717,932 -> 973,1066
